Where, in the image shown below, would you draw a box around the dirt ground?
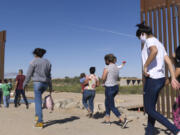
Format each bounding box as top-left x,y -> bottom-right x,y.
0,92 -> 174,135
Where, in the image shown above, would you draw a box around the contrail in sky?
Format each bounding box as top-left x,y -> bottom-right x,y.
69,24 -> 136,38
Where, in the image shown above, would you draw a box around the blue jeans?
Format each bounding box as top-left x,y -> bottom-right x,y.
105,85 -> 121,117
83,90 -> 96,113
34,82 -> 48,123
3,95 -> 10,108
144,77 -> 179,135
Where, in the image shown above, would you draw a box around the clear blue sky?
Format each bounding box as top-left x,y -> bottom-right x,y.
0,0 -> 142,78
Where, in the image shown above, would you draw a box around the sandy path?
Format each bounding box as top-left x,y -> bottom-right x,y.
0,92 -> 173,135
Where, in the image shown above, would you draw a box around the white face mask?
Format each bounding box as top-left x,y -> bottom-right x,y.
140,34 -> 147,43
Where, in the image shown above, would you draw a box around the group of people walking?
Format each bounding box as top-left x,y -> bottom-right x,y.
0,22 -> 180,135
0,48 -> 52,129
0,79 -> 12,108
78,22 -> 180,135
0,69 -> 29,109
80,54 -> 128,128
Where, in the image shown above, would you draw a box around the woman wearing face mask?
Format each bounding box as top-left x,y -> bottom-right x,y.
136,22 -> 180,135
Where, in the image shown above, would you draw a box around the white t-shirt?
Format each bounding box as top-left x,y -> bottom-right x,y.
142,37 -> 167,79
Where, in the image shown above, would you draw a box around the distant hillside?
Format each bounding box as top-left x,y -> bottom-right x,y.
4,72 -> 18,79
120,77 -> 141,80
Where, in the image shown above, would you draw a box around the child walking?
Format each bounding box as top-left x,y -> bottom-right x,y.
1,79 -> 11,108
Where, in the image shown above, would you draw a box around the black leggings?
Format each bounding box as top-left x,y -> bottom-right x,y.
14,90 -> 28,106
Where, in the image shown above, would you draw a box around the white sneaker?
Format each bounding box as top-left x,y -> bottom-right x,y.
122,118 -> 129,129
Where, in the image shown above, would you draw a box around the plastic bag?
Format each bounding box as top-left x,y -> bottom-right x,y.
43,95 -> 54,112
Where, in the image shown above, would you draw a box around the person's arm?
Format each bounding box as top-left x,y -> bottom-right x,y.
10,83 -> 13,91
14,76 -> 18,91
143,46 -> 158,77
83,76 -> 89,85
8,84 -> 11,92
14,81 -> 18,90
164,55 -> 180,90
102,68 -> 108,83
23,64 -> 34,89
117,64 -> 125,69
175,68 -> 180,78
96,77 -> 100,87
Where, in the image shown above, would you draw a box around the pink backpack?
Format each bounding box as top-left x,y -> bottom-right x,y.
173,96 -> 180,129
43,95 -> 54,112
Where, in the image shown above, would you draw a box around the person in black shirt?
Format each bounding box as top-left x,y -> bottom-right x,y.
175,46 -> 180,83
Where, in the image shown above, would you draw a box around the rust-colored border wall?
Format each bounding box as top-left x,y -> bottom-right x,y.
0,31 -> 6,80
141,0 -> 180,118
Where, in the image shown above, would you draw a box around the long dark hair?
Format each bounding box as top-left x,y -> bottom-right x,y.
136,22 -> 153,38
33,48 -> 46,58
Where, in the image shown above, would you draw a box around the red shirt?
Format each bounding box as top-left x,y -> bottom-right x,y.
81,84 -> 85,92
16,75 -> 25,90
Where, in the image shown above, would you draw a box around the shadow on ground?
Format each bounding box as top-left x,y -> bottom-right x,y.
111,120 -> 131,129
93,112 -> 105,119
143,124 -> 172,135
43,116 -> 80,128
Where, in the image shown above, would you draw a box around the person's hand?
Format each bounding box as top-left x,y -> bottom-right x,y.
143,66 -> 150,77
49,89 -> 53,95
121,61 -> 126,66
165,78 -> 170,86
171,78 -> 180,90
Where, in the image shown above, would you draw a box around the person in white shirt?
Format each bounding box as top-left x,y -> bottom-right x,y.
136,22 -> 180,135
